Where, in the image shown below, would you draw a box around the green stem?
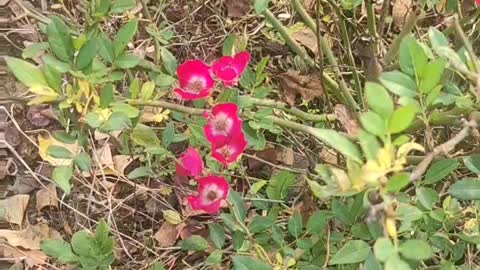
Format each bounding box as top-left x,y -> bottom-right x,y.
292,0 -> 317,31
383,8 -> 420,65
141,0 -> 161,64
365,0 -> 377,37
453,15 -> 480,73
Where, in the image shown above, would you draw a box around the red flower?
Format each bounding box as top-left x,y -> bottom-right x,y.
211,131 -> 248,166
211,51 -> 251,87
477,0 -> 480,5
175,147 -> 204,177
174,60 -> 215,100
187,176 -> 230,214
204,103 -> 242,145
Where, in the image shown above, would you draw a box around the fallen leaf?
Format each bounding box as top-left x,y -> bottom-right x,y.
94,143 -> 114,169
113,155 -> 137,175
291,26 -> 318,55
36,183 -> 58,212
334,104 -> 360,136
94,130 -> 122,141
0,244 -> 47,267
8,175 -> 40,194
0,194 -> 30,225
0,223 -> 62,250
275,147 -> 295,166
153,222 -> 179,248
225,0 -> 250,17
38,134 -> 80,166
280,70 -> 324,105
26,105 -> 51,127
319,148 -> 338,165
247,148 -> 277,171
392,0 -> 413,28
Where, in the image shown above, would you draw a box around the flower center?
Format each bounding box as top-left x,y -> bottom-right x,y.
207,190 -> 218,201
220,145 -> 232,158
214,118 -> 227,132
188,80 -> 205,93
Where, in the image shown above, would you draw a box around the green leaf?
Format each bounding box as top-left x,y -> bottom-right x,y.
132,124 -> 160,148
53,131 -> 77,144
46,16 -> 74,62
254,0 -> 271,14
71,231 -> 94,256
44,62 -> 62,91
229,191 -> 247,222
40,239 -> 78,263
385,255 -> 412,270
266,171 -> 295,200
306,211 -> 329,234
97,33 -> 115,63
374,237 -> 396,262
42,55 -> 70,73
4,56 -> 47,87
365,253 -> 382,270
76,39 -> 96,70
155,73 -> 176,88
161,47 -> 177,75
425,159 -> 458,184
100,112 -> 131,131
419,58 -> 446,93
180,235 -> 209,251
208,223 -> 225,249
332,199 -> 354,226
110,0 -> 135,13
365,82 -> 394,119
111,103 -> 140,118
206,250 -> 223,265
223,34 -> 236,56
360,111 -> 386,137
114,19 -> 138,56
249,216 -> 274,233
416,187 -> 439,210
449,178 -> 480,200
379,71 -> 417,97
232,256 -> 273,270
140,81 -> 156,101
86,112 -> 102,128
428,27 -> 449,52
288,211 -> 303,238
399,36 -> 428,77
308,128 -> 362,163
386,173 -> 410,193
358,129 -> 381,161
396,203 -> 423,221
100,83 -> 114,108
464,154 -> 480,174
152,262 -> 166,270
388,104 -> 417,134
47,145 -> 73,159
127,166 -> 152,179
114,53 -> 140,68
75,152 -> 92,172
399,239 -> 433,260
22,42 -> 49,59
329,240 -> 370,265
52,166 -> 73,194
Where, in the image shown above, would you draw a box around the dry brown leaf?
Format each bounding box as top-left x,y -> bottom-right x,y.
292,27 -> 318,55
334,104 -> 360,136
0,223 -> 62,250
392,0 -> 413,28
153,222 -> 179,248
26,105 -> 51,127
113,155 -> 137,175
225,0 -> 249,17
94,130 -> 121,141
8,175 -> 40,194
0,194 -> 29,224
280,70 -> 324,105
0,243 -> 47,267
275,147 -> 295,166
36,183 -> 58,212
247,148 -> 277,171
95,143 -> 114,169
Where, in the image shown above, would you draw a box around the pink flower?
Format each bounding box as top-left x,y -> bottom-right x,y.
175,147 -> 204,177
211,132 -> 248,166
477,0 -> 480,5
187,176 -> 230,214
204,103 -> 242,145
174,60 -> 215,100
211,51 -> 251,87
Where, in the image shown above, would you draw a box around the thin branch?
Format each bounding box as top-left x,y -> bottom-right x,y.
453,15 -> 480,73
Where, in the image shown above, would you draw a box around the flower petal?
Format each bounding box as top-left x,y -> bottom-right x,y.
175,60 -> 215,100
232,51 -> 251,75
196,175 -> 230,199
204,103 -> 242,145
211,131 -> 248,166
175,147 -> 204,177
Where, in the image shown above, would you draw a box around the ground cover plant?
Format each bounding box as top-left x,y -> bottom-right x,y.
1,0 -> 480,269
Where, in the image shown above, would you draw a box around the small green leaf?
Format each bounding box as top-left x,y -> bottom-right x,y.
127,166 -> 152,179
396,203 -> 423,221
419,58 -> 446,93
449,178 -> 480,200
249,216 -> 274,233
74,152 -> 92,172
254,0 -> 271,14
161,47 -> 177,75
162,122 -> 175,148
399,36 -> 428,77
385,255 -> 412,270
374,238 -> 396,262
206,250 -> 223,265
42,55 -> 70,73
332,199 -> 354,226
22,42 -> 49,59
365,82 -> 394,119
100,83 -> 114,108
388,104 -> 417,134
114,19 -> 138,56
209,223 -> 226,249
40,239 -> 78,263
141,81 -> 156,101
360,111 -> 386,137
76,39 -> 96,70
308,127 -> 362,163
232,256 -> 273,270
111,103 -> 140,118
428,27 -> 449,52
386,173 -> 410,193
180,235 -> 209,251
71,231 -> 94,256
100,112 -> 131,131
97,33 -> 115,63
358,129 -> 381,161
110,0 -> 135,13
379,71 -> 417,97
53,131 -> 77,144
266,171 -> 295,200
5,56 -> 48,87
288,211 -> 303,238
47,145 -> 73,159
47,16 -> 74,62
86,112 -> 102,128
155,73 -> 176,88
416,187 -> 439,210
306,211 -> 329,234
114,53 -> 140,68
399,239 -> 433,260
52,166 -> 73,194
329,240 -> 370,265
425,159 -> 458,184
132,124 -> 161,148
223,34 -> 236,56
365,253 -> 382,270
464,154 -> 480,174
229,191 -> 247,222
